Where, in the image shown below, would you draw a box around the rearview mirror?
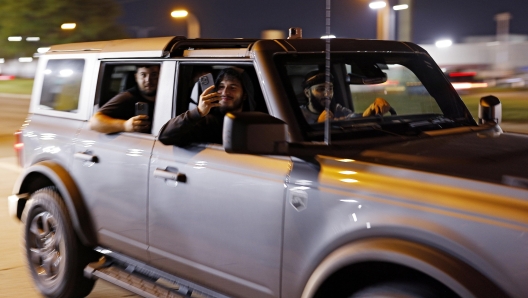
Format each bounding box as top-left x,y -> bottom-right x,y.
347,61 -> 388,84
347,72 -> 387,84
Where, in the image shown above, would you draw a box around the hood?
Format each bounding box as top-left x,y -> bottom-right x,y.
349,130 -> 528,189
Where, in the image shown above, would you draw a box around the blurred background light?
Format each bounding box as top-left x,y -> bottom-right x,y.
435,39 -> 453,48
369,1 -> 387,9
18,57 -> 33,63
321,35 -> 336,39
37,47 -> 50,54
0,58 -> 5,63
61,23 -> 76,30
26,37 -> 40,42
170,10 -> 188,18
393,4 -> 409,10
170,9 -> 200,38
8,36 -> 22,42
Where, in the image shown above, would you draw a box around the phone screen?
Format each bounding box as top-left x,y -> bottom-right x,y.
135,102 -> 149,116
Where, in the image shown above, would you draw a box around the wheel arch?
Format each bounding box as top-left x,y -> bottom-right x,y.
15,160 -> 97,247
300,238 -> 508,298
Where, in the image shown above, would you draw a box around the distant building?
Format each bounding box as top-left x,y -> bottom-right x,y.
421,36 -> 528,87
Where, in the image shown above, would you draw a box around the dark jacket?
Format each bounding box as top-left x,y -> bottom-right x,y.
98,87 -> 155,121
158,108 -> 224,146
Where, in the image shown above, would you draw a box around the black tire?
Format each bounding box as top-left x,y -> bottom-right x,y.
24,187 -> 96,298
350,281 -> 456,298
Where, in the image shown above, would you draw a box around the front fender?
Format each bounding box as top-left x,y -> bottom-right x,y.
301,238 -> 507,298
13,160 -> 97,247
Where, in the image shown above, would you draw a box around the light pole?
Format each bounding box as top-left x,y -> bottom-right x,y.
395,0 -> 412,41
171,10 -> 200,39
369,0 -> 411,41
369,1 -> 390,40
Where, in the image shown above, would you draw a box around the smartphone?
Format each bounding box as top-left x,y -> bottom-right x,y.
198,73 -> 215,92
135,102 -> 149,116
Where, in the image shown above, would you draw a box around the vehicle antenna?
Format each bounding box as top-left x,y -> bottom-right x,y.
324,0 -> 331,145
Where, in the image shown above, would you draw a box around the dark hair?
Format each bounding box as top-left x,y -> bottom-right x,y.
215,67 -> 256,111
135,64 -> 159,72
302,71 -> 334,89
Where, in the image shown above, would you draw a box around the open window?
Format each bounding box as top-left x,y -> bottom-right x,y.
95,62 -> 161,109
174,63 -> 268,118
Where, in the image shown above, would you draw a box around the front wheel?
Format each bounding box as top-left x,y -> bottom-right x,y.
24,187 -> 96,298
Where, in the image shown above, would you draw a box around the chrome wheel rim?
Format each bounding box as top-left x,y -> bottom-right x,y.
27,211 -> 64,285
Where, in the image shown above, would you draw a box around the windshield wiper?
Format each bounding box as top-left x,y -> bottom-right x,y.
407,116 -> 455,128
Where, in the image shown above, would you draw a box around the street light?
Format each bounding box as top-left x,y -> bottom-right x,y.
171,10 -> 200,38
369,0 -> 412,41
369,1 -> 390,40
61,23 -> 76,30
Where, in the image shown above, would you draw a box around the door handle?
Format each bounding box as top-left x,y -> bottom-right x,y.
74,152 -> 98,163
153,168 -> 187,183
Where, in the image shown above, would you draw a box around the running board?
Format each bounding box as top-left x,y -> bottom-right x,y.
84,255 -> 225,298
84,258 -> 192,297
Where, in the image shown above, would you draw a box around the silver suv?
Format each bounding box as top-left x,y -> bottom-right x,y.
8,32 -> 528,298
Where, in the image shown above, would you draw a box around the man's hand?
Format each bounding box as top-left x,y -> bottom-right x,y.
317,109 -> 334,123
362,97 -> 391,117
124,115 -> 151,132
197,85 -> 220,117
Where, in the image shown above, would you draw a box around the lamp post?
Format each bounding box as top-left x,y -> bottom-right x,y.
171,10 -> 200,38
369,0 -> 411,41
369,1 -> 390,40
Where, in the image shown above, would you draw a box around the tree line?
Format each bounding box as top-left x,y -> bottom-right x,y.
0,0 -> 129,59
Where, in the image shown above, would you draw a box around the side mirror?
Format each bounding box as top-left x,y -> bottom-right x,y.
478,95 -> 502,124
223,112 -> 289,155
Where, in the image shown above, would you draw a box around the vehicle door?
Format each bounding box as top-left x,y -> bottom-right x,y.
148,62 -> 292,298
70,61 -> 170,261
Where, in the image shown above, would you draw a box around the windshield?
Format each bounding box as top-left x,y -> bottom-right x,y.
275,53 -> 473,142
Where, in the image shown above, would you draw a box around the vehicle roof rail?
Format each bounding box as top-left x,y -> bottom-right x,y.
169,39 -> 260,57
164,36 -> 188,52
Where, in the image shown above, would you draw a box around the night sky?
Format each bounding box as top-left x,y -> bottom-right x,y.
116,0 -> 528,45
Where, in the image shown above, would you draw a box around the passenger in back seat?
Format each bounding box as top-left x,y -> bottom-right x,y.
89,65 -> 160,134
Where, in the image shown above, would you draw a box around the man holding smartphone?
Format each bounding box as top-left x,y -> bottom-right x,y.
90,64 -> 160,134
159,67 -> 255,146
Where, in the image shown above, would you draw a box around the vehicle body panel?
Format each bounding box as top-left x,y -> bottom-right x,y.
149,142 -> 292,298
282,156 -> 528,297
70,128 -> 154,261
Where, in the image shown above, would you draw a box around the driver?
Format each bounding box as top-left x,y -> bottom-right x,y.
300,71 -> 391,123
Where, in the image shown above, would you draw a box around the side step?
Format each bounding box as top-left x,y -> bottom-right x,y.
85,257 -> 206,298
84,257 -> 194,298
